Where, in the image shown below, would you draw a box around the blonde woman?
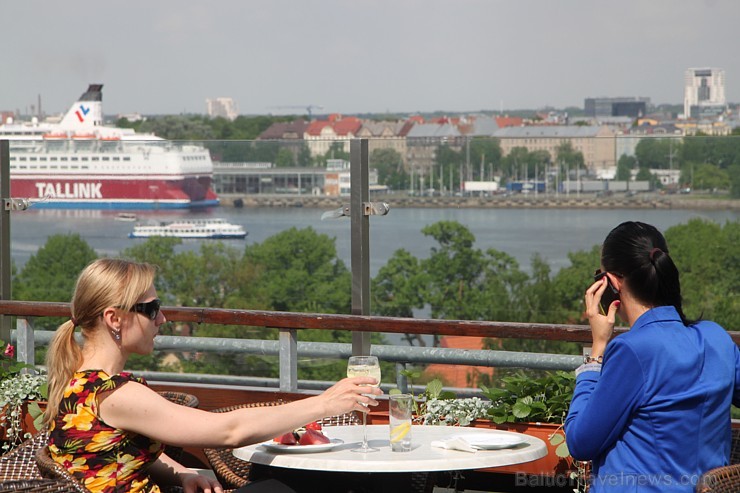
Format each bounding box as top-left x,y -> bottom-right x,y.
45,258 -> 380,493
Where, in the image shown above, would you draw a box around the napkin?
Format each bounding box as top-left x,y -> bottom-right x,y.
430,437 -> 478,453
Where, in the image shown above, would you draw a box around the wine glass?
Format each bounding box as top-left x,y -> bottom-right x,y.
347,355 -> 381,452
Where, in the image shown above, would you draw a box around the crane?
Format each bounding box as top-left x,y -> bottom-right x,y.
268,105 -> 324,120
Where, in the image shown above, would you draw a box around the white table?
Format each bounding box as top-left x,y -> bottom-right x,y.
233,425 -> 547,474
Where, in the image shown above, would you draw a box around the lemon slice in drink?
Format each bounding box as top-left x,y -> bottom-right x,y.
390,422 -> 411,443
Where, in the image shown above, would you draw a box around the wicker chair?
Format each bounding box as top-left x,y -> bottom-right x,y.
696,464 -> 740,493
34,447 -> 89,493
0,479 -> 83,493
203,401 -> 360,489
0,430 -> 49,481
156,391 -> 200,462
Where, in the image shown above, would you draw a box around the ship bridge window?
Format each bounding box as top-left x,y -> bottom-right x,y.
102,157 -> 110,161
50,165 -> 58,169
113,157 -> 120,161
91,157 -> 99,161
30,157 -> 37,161
50,157 -> 58,161
39,157 -> 47,161
60,157 -> 68,161
18,157 -> 27,161
123,157 -> 130,161
71,157 -> 78,161
71,165 -> 79,169
18,165 -> 27,169
81,157 -> 89,161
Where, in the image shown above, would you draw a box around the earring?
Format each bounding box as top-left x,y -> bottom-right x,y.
112,329 -> 121,341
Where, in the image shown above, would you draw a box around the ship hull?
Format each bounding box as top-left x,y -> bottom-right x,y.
10,176 -> 220,210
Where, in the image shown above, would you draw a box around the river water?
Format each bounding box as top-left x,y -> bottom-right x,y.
8,206 -> 737,275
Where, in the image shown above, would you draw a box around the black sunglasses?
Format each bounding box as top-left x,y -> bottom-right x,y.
131,299 -> 161,320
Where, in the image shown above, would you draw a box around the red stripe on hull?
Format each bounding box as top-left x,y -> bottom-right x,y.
10,177 -> 216,203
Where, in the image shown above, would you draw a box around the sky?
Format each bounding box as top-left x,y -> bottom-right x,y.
2,0 -> 739,117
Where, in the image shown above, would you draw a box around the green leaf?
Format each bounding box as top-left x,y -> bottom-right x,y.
512,401 -> 532,419
425,379 -> 443,399
549,433 -> 565,445
555,441 -> 570,458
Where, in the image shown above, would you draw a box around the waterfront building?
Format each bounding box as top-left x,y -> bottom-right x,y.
304,115 -> 362,157
494,125 -> 616,177
257,119 -> 311,165
683,68 -> 726,119
405,120 -> 463,180
211,159 -> 378,197
355,120 -> 411,165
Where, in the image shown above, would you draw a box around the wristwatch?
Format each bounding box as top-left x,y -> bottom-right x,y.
584,355 -> 603,364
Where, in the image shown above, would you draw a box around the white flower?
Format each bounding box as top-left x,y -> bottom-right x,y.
0,373 -> 47,451
422,397 -> 491,426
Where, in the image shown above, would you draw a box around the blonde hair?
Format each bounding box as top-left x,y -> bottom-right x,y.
43,258 -> 157,426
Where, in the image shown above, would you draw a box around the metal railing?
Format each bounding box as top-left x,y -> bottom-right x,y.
6,300 -> 739,394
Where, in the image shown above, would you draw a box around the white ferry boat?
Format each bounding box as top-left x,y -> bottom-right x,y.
129,218 -> 247,239
2,84 -> 219,209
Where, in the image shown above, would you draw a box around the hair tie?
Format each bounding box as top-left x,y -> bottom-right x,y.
649,247 -> 663,262
71,317 -> 78,326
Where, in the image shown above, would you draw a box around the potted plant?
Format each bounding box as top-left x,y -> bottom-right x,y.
480,370 -> 588,490
0,342 -> 48,452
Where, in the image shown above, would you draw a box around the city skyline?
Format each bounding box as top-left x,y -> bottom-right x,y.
2,0 -> 739,117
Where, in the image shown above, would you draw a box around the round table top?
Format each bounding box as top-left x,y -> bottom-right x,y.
233,425 -> 548,473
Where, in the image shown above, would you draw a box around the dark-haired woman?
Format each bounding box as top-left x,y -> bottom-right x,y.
565,221 -> 740,492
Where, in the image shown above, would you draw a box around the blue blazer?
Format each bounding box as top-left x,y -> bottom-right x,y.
566,306 -> 740,492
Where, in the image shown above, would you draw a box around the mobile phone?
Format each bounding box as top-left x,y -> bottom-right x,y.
594,270 -> 620,315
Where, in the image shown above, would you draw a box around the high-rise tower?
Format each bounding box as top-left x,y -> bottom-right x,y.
684,68 -> 726,119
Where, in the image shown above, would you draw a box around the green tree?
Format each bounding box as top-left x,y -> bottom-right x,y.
616,154 -> 636,181
634,138 -> 681,169
13,234 -> 98,303
468,138 -> 503,180
691,163 -> 730,190
419,221 -> 486,322
243,227 -> 351,314
274,148 -> 295,167
729,164 -> 740,198
665,219 -> 739,330
555,142 -> 584,172
370,148 -> 408,190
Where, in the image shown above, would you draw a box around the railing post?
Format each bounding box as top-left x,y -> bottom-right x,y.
350,139 -> 371,356
278,328 -> 298,392
0,140 -> 11,345
15,316 -> 35,367
395,363 -> 408,393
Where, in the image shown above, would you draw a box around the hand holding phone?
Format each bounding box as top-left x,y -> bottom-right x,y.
593,270 -> 620,315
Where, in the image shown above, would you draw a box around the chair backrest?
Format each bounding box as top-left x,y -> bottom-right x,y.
0,479 -> 83,493
156,391 -> 200,462
156,391 -> 200,410
203,401 -> 285,489
0,430 -> 49,481
34,447 -> 90,493
696,464 -> 740,493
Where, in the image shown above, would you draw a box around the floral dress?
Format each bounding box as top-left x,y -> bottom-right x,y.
49,370 -> 165,493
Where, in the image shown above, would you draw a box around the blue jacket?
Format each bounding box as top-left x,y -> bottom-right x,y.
565,306 -> 740,492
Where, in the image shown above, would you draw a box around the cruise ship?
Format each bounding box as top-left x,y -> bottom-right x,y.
1,84 -> 219,209
129,218 -> 247,239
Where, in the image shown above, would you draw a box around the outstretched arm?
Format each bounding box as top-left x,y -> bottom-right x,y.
98,376 -> 381,449
149,453 -> 222,493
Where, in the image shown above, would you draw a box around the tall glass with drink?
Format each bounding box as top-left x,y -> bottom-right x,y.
389,393 -> 413,452
347,355 -> 381,453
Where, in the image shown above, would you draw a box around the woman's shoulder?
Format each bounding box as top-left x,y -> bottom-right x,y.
73,369 -> 148,389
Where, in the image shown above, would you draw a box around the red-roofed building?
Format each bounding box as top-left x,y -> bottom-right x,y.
304,116 -> 362,157
495,116 -> 524,128
423,336 -> 495,388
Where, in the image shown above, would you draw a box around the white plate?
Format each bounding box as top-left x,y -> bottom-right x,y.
260,438 -> 343,453
452,433 -> 525,450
